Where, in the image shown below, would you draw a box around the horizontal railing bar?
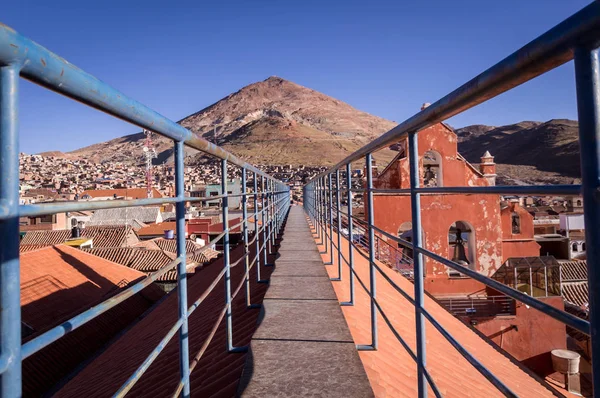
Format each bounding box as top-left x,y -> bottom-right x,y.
372,225 -> 413,250
420,308 -> 517,397
113,318 -> 184,397
308,2 -> 600,183
13,190 -> 290,220
172,305 -> 228,398
22,257 -> 181,359
372,185 -> 582,196
187,268 -> 227,317
415,246 -> 590,335
0,25 -> 282,183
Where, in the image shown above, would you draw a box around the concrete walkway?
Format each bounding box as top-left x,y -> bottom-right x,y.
238,206 -> 373,397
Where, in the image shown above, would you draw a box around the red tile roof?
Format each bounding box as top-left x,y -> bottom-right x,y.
562,281 -> 589,308
82,247 -> 184,282
20,245 -> 164,397
136,221 -> 177,237
20,225 -> 139,250
560,260 -> 587,281
81,188 -> 163,199
55,243 -> 272,398
318,231 -> 566,398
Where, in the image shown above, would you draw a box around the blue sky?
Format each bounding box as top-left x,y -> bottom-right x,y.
3,0 -> 591,154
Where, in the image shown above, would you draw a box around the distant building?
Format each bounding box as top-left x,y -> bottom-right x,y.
80,188 -> 163,200
204,179 -> 242,208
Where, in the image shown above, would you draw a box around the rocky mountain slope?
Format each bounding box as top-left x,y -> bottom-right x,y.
41,76 -> 582,185
456,119 -> 581,184
65,76 -> 398,167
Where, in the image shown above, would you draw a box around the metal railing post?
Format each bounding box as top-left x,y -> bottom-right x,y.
574,46 -> 600,392
341,163 -> 355,306
324,174 -> 334,265
270,180 -> 277,247
409,132 -> 428,398
358,153 -> 378,351
0,64 -> 22,398
261,176 -> 270,268
332,170 -> 342,281
222,160 -> 246,352
242,168 -> 257,308
174,140 -> 191,397
267,179 -> 273,255
254,173 -> 267,283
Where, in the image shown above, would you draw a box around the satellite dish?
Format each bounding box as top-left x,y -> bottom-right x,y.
143,147 -> 149,152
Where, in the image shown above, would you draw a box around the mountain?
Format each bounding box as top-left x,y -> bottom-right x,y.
457,119 -> 581,185
66,76 -> 398,167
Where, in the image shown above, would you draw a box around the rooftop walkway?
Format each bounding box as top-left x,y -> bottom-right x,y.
239,205 -> 373,397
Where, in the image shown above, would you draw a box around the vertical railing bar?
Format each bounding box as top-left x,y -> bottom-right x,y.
267,179 -> 273,257
254,173 -> 267,284
574,46 -> 600,393
324,174 -> 334,265
329,174 -> 334,264
357,154 -> 378,351
0,64 -> 22,398
341,163 -> 355,306
174,140 -> 190,397
409,132 -> 427,398
261,176 -> 270,269
241,168 -> 258,309
221,160 -> 247,353
333,169 -> 343,281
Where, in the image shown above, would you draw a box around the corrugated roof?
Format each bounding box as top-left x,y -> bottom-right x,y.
321,233 -> 564,398
55,244 -> 272,397
88,206 -> 161,225
20,245 -> 164,397
560,260 -> 588,281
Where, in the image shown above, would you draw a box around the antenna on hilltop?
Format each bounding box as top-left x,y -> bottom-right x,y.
143,130 -> 158,199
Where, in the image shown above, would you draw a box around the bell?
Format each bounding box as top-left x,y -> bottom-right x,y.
451,228 -> 470,266
424,165 -> 436,185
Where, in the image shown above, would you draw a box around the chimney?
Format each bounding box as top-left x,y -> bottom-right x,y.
71,226 -> 81,239
479,150 -> 496,186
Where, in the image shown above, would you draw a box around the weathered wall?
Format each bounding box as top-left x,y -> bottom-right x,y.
500,202 -> 540,262
372,193 -> 503,278
474,296 -> 566,376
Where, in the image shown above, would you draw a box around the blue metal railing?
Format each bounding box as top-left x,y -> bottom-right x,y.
0,23 -> 290,397
304,2 -> 600,397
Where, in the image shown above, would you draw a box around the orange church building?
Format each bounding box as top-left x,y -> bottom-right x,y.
367,120 -> 566,375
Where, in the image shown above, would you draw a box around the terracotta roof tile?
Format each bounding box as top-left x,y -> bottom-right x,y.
137,221 -> 177,237
562,281 -> 589,308
55,242 -> 273,398
318,231 -> 565,398
20,225 -> 138,249
560,260 -> 587,281
20,245 -> 164,397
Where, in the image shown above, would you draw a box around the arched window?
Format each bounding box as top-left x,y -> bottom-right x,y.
448,221 -> 476,274
511,212 -> 521,234
423,150 -> 442,187
572,243 -> 578,252
577,199 -> 582,207
582,242 -> 586,252
71,218 -> 78,228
